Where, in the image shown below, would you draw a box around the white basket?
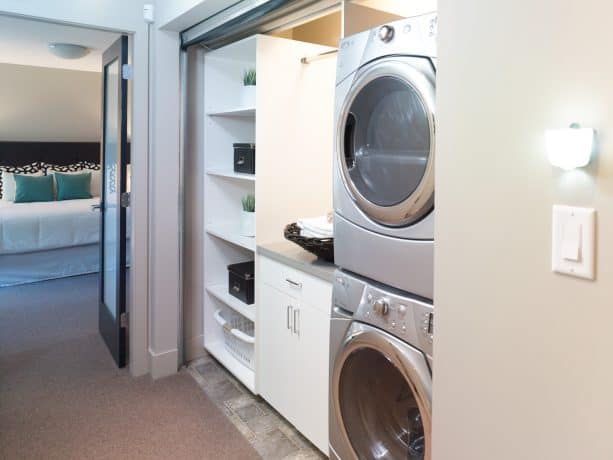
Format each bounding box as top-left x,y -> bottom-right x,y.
214,309 -> 255,370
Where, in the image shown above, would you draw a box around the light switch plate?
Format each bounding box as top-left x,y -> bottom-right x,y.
552,205 -> 596,280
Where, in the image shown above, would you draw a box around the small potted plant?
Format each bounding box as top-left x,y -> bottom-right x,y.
242,68 -> 256,107
240,193 -> 255,237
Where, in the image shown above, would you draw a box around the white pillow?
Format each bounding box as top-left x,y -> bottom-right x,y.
1,170 -> 44,201
90,169 -> 102,197
50,169 -> 102,198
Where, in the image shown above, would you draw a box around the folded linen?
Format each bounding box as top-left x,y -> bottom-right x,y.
297,214 -> 333,239
300,229 -> 333,239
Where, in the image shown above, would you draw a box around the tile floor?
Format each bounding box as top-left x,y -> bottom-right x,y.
187,355 -> 326,460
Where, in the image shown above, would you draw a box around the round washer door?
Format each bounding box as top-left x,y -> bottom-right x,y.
338,59 -> 435,227
332,322 -> 432,460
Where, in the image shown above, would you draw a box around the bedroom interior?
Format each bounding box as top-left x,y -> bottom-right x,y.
0,14 -> 122,285
0,16 -> 131,365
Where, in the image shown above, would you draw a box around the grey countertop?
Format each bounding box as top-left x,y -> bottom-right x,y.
257,240 -> 337,283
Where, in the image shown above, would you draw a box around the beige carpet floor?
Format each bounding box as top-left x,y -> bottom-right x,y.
0,275 -> 260,460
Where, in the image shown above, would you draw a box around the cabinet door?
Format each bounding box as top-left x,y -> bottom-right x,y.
294,303 -> 330,453
258,283 -> 298,420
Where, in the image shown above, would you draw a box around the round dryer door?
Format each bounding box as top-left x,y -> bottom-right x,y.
338,58 -> 435,227
332,323 -> 432,460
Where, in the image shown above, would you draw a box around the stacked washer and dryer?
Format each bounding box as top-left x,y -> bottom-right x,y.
329,13 -> 437,460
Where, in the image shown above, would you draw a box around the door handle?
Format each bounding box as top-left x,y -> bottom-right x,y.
286,305 -> 293,330
285,278 -> 302,289
120,192 -> 130,208
91,204 -> 101,211
293,309 -> 300,336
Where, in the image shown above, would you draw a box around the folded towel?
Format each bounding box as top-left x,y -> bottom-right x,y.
300,229 -> 333,239
300,227 -> 334,238
297,220 -> 332,233
297,214 -> 333,238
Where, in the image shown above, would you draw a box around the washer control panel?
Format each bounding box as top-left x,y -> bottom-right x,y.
373,297 -> 390,315
333,270 -> 434,355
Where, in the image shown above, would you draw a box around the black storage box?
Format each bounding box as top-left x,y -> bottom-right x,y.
228,261 -> 255,305
233,143 -> 255,174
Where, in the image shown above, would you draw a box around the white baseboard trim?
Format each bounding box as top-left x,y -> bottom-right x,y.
184,334 -> 206,363
149,347 -> 179,380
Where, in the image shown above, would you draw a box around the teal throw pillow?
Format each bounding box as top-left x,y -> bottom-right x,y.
14,174 -> 54,203
55,172 -> 92,201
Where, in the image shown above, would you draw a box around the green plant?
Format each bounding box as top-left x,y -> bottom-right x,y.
243,69 -> 256,86
241,194 -> 255,212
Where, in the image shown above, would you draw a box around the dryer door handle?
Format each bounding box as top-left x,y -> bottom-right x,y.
333,305 -> 354,319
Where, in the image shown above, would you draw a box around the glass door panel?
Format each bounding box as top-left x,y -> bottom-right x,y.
338,59 -> 436,227
343,76 -> 431,207
98,36 -> 128,368
103,58 -> 119,319
339,348 -> 426,460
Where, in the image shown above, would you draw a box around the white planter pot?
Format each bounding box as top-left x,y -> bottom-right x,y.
241,85 -> 256,107
240,211 -> 256,237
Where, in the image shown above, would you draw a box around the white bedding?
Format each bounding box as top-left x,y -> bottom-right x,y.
0,198 -> 100,255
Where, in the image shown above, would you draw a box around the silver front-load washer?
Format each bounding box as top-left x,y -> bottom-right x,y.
329,269 -> 433,460
334,13 -> 437,299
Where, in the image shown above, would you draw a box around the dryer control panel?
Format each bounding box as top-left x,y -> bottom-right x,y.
333,269 -> 433,357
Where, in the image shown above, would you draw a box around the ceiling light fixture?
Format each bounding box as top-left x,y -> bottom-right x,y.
48,43 -> 90,59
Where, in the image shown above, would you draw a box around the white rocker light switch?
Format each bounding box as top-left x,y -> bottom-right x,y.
560,220 -> 581,262
552,205 -> 595,280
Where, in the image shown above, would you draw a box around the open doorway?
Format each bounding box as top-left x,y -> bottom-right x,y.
0,15 -> 131,367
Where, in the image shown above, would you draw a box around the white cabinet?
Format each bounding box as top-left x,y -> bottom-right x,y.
258,284 -> 299,422
293,302 -> 329,452
257,255 -> 332,454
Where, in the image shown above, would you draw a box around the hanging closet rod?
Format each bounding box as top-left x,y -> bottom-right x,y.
301,49 -> 338,64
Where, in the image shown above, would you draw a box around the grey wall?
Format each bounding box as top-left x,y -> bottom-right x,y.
0,63 -> 101,141
433,1 -> 613,458
182,45 -> 206,362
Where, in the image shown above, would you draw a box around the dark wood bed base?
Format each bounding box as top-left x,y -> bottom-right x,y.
0,142 -> 101,167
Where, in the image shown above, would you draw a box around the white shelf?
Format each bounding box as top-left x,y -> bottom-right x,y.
206,223 -> 256,251
207,168 -> 256,182
206,107 -> 255,117
206,284 -> 255,321
205,341 -> 256,393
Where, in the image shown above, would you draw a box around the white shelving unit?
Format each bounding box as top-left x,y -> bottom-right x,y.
206,107 -> 256,117
206,223 -> 256,251
206,284 -> 255,321
203,36 -> 258,393
202,34 -> 337,395
205,341 -> 256,390
206,168 -> 256,182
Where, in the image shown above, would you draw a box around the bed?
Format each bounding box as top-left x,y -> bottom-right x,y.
0,142 -> 129,287
0,198 -> 100,254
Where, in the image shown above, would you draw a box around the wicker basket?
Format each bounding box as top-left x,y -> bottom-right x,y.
213,309 -> 255,370
284,223 -> 334,263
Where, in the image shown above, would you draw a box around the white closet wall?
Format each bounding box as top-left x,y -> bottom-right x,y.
256,35 -> 336,244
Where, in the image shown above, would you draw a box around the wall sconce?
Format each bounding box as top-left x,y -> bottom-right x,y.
545,123 -> 595,170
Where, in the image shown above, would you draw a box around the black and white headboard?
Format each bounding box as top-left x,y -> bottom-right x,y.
0,141 -> 101,167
